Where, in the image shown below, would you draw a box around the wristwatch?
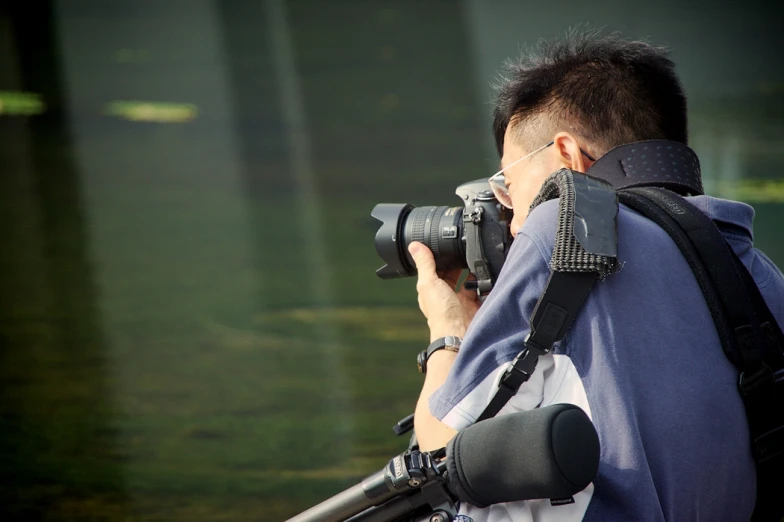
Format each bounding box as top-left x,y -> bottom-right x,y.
417,336 -> 462,374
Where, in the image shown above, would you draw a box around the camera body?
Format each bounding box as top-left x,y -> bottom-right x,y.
372,179 -> 514,297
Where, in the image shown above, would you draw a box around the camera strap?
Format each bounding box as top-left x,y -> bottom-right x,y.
476,169 -> 620,422
474,140 -> 705,421
476,270 -> 596,421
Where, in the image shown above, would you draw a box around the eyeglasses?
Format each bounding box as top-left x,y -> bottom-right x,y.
488,141 -> 598,209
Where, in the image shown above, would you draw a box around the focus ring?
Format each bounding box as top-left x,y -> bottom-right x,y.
409,207 -> 429,246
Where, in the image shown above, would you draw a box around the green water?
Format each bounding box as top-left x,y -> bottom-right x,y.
1,1 -> 783,520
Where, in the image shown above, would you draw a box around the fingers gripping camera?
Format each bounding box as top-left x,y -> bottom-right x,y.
372,180 -> 514,297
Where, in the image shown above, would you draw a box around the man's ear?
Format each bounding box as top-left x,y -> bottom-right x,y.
552,132 -> 587,173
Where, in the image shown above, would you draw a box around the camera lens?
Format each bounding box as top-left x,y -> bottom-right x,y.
372,203 -> 465,279
404,206 -> 465,271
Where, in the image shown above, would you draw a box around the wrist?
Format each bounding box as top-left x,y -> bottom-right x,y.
426,348 -> 458,370
429,322 -> 468,343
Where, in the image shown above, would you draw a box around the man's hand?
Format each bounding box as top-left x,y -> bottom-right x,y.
408,242 -> 481,342
409,241 -> 481,450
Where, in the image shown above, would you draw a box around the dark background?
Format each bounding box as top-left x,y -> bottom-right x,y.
1,1 -> 782,520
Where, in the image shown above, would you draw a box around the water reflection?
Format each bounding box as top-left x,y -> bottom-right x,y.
0,3 -> 127,518
260,0 -> 355,460
0,0 -> 782,520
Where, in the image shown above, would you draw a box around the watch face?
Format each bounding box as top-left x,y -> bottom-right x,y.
417,350 -> 426,373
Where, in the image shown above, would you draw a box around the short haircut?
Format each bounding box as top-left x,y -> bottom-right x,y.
493,29 -> 688,157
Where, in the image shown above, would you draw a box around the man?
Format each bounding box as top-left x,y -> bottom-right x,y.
408,31 -> 784,521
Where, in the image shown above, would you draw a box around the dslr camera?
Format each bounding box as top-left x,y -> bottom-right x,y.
372,179 -> 514,296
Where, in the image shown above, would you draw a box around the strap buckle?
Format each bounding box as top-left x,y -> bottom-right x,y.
524,331 -> 550,355
754,424 -> 784,464
500,348 -> 539,390
739,366 -> 774,398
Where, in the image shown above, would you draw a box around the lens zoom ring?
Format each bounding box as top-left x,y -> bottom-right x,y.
430,207 -> 446,259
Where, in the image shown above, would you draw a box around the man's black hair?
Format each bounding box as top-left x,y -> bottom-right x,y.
493,29 -> 688,156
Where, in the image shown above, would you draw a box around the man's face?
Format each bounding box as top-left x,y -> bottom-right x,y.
500,126 -> 561,237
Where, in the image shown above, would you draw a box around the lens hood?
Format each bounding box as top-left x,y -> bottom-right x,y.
371,203 -> 416,278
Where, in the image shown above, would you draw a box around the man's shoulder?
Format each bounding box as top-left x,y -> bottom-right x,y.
516,199 -> 560,258
520,198 -> 560,237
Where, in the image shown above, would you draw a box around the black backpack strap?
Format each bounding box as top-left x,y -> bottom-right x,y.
618,187 -> 784,521
621,187 -> 784,371
617,188 -> 756,369
729,250 -> 784,370
732,246 -> 784,522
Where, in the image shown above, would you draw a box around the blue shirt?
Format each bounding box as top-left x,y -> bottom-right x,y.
429,195 -> 784,521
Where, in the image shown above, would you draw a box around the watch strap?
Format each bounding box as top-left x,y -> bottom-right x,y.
417,336 -> 462,373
